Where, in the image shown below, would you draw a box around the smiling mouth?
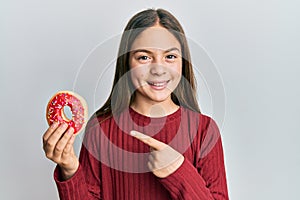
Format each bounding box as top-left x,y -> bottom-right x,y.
146,80 -> 170,90
147,80 -> 170,87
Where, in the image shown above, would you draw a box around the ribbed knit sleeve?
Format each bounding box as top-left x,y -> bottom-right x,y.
54,145 -> 102,199
54,116 -> 102,200
158,117 -> 229,200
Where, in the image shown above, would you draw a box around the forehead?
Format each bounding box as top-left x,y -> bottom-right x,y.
130,26 -> 181,51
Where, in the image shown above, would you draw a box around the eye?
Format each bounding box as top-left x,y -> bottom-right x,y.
138,56 -> 150,60
166,54 -> 177,60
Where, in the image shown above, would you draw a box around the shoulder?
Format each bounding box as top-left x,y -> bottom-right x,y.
181,106 -> 220,131
181,107 -> 221,145
81,112 -> 113,144
199,114 -> 220,133
85,112 -> 113,132
197,114 -> 222,158
179,107 -> 222,159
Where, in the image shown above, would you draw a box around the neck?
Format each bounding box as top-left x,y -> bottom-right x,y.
130,98 -> 179,118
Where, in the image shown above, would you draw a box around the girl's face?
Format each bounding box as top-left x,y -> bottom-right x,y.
129,25 -> 182,106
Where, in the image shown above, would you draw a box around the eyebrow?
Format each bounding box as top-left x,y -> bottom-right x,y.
131,47 -> 181,55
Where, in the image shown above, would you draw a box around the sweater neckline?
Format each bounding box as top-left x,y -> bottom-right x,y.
128,106 -> 182,125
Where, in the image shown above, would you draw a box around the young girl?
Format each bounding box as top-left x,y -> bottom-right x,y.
43,8 -> 229,199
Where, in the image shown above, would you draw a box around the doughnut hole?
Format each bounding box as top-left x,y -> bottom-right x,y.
62,105 -> 73,122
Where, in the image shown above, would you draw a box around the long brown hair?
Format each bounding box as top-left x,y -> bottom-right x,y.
96,8 -> 200,118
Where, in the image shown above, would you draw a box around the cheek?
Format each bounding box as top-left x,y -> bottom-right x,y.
130,67 -> 147,88
170,63 -> 182,79
129,58 -> 139,84
129,57 -> 137,69
130,70 -> 138,86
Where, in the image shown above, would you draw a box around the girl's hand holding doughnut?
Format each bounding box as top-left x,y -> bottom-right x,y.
43,91 -> 88,180
43,121 -> 79,180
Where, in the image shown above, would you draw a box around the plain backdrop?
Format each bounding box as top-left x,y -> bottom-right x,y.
1,0 -> 300,199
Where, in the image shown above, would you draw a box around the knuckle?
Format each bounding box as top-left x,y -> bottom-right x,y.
62,149 -> 69,156
63,147 -> 74,156
151,151 -> 158,158
147,162 -> 153,170
154,155 -> 160,162
58,137 -> 67,144
46,141 -> 55,148
55,146 -> 63,153
45,152 -> 52,159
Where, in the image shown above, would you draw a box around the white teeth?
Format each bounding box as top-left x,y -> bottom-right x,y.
153,83 -> 164,86
148,81 -> 167,87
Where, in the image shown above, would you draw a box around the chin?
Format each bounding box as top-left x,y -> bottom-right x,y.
148,94 -> 172,103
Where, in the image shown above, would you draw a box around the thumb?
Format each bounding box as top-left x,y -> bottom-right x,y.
130,130 -> 166,150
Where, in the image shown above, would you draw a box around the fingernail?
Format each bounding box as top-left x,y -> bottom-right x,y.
130,131 -> 136,136
68,127 -> 74,135
51,122 -> 58,128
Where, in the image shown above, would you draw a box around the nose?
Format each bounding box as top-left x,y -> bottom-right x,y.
150,58 -> 166,76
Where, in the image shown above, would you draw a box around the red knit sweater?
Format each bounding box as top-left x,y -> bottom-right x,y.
54,106 -> 229,199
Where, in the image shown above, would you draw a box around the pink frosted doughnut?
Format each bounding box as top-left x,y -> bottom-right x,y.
46,91 -> 88,134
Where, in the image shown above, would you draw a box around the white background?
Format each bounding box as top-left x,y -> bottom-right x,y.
1,0 -> 300,199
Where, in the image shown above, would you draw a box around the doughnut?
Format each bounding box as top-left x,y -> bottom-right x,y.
46,90 -> 88,134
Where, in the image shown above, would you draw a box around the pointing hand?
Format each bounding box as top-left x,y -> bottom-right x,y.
130,130 -> 184,178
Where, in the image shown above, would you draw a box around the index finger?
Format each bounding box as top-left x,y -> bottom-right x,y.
43,121 -> 59,143
130,130 -> 166,150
